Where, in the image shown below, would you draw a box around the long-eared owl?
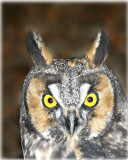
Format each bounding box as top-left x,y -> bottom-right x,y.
20,30 -> 128,159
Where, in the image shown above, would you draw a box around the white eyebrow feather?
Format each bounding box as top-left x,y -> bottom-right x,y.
48,84 -> 64,108
78,83 -> 91,108
48,83 -> 91,109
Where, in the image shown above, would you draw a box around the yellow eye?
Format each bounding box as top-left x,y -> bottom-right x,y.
84,93 -> 98,107
43,95 -> 57,108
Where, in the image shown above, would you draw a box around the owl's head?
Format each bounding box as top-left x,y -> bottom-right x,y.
22,30 -> 125,142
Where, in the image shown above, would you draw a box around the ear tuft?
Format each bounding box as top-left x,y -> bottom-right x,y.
26,32 -> 53,67
87,30 -> 110,66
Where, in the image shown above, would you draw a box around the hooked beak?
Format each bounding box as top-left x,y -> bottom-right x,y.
66,110 -> 77,137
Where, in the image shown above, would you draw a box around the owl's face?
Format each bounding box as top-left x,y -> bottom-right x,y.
24,30 -> 115,143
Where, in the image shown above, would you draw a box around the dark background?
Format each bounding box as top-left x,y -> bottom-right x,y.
2,2 -> 127,158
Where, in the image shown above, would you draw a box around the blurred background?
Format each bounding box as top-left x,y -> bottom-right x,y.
2,2 -> 127,158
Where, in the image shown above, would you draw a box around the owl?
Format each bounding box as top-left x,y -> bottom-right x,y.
20,30 -> 128,159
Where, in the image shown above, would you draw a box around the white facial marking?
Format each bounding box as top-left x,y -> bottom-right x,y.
55,108 -> 61,119
70,106 -> 76,110
79,83 -> 91,108
48,83 -> 91,109
48,84 -> 64,108
81,109 -> 88,118
75,110 -> 89,135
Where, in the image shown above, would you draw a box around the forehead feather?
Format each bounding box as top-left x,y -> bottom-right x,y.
52,58 -> 88,73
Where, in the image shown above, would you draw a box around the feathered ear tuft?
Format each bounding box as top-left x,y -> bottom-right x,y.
87,30 -> 110,67
26,32 -> 53,67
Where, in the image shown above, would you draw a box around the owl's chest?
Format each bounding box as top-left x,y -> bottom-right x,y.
23,131 -> 127,159
22,120 -> 127,159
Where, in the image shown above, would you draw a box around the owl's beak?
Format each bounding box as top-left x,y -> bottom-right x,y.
67,110 -> 77,137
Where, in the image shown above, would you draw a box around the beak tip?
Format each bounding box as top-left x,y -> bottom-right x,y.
70,133 -> 74,138
70,131 -> 73,137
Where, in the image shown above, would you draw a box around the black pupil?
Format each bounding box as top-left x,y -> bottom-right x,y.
48,98 -> 53,103
88,97 -> 93,102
